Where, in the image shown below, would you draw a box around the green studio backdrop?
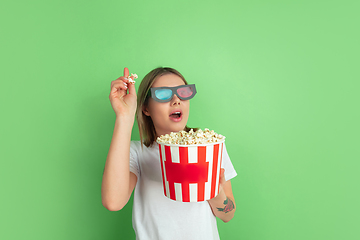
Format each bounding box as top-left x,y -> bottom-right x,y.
1,0 -> 359,239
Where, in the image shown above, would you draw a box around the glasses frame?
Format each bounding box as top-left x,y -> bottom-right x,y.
149,84 -> 197,103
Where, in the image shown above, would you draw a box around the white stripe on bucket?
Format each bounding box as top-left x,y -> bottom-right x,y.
188,146 -> 197,163
171,146 -> 180,163
205,145 -> 213,200
189,183 -> 197,202
174,183 -> 182,202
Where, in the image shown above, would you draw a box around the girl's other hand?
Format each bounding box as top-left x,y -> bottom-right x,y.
109,67 -> 137,119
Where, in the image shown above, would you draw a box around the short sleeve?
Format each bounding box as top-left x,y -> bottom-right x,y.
129,141 -> 141,178
221,143 -> 237,181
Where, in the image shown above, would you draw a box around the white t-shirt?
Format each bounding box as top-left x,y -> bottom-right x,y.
129,141 -> 237,240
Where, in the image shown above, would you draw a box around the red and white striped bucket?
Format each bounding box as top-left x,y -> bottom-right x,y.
157,140 -> 224,202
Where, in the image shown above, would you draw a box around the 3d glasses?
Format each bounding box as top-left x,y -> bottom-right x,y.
148,84 -> 197,103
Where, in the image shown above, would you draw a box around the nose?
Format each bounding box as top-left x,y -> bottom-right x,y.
171,94 -> 180,105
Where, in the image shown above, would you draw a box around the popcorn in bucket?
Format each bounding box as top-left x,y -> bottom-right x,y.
157,129 -> 225,202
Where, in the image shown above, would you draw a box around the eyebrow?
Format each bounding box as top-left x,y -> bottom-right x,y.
151,84 -> 186,88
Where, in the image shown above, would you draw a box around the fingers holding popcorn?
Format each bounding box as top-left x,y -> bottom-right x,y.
119,67 -> 136,84
125,73 -> 138,84
109,67 -> 139,117
111,71 -> 138,92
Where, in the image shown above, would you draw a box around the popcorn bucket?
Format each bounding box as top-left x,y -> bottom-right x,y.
157,140 -> 225,202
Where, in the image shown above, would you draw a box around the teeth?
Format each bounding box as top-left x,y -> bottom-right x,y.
174,112 -> 180,114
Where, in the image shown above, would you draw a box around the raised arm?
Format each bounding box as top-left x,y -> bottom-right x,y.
101,67 -> 138,211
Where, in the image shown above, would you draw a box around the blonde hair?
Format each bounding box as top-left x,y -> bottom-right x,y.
136,67 -> 197,147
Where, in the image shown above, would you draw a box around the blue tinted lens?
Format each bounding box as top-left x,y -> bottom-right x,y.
155,89 -> 173,100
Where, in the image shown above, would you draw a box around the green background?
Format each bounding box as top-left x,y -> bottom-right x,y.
1,0 -> 359,239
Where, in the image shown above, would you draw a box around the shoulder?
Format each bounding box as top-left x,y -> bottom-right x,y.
130,140 -> 142,150
130,141 -> 158,150
130,141 -> 158,156
130,141 -> 142,160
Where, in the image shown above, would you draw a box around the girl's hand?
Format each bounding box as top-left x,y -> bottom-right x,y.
109,67 -> 137,119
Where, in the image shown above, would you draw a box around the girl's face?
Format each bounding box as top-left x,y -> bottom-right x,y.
143,73 -> 190,137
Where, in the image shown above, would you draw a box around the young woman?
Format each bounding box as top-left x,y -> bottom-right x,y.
102,67 -> 237,239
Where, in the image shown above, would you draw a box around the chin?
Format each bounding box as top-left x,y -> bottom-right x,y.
172,122 -> 187,132
172,125 -> 186,133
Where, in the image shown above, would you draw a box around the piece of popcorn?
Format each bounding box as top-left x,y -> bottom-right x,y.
131,73 -> 138,79
126,73 -> 138,84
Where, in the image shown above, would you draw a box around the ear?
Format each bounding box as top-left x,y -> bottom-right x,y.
142,105 -> 150,116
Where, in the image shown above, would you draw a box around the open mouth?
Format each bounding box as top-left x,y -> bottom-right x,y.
169,110 -> 182,121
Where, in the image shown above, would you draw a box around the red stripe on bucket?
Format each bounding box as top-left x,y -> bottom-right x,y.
211,144 -> 219,198
165,145 -> 175,200
158,144 -> 167,197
